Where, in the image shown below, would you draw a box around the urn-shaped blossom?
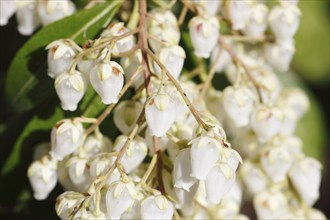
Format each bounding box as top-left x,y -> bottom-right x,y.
0,0 -> 16,26
140,195 -> 174,220
106,180 -> 137,219
113,135 -> 147,174
226,0 -> 251,31
190,136 -> 221,180
173,148 -> 198,191
50,119 -> 84,160
145,91 -> 177,137
193,0 -> 221,17
269,4 -> 301,41
289,157 -> 322,206
222,85 -> 254,127
37,0 -> 76,26
153,45 -> 186,79
28,157 -> 57,200
243,3 -> 268,38
55,191 -> 85,220
189,15 -> 219,58
114,100 -> 143,134
16,1 -> 40,35
55,70 -> 87,111
46,39 -> 81,78
90,60 -> 124,104
67,156 -> 91,192
211,43 -> 232,74
250,105 -> 283,143
264,40 -> 295,72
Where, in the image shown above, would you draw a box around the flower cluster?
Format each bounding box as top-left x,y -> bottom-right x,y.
26,0 -> 326,219
0,0 -> 76,35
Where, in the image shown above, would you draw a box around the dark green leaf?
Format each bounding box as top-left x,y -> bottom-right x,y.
5,0 -> 122,113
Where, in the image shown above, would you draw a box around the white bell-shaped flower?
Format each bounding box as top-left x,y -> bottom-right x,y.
16,0 -> 40,35
90,60 -> 124,104
174,181 -> 199,209
190,136 -> 221,180
141,195 -> 174,220
264,40 -> 295,72
240,160 -> 268,195
145,91 -> 177,137
28,157 -> 57,200
173,148 -> 198,191
55,70 -> 87,111
235,128 -> 262,158
243,3 -> 268,38
81,134 -> 112,156
57,159 -> 75,191
148,9 -> 180,52
101,22 -> 135,55
277,87 -> 309,120
67,156 -> 91,192
189,15 -> 219,58
114,100 -> 143,134
211,42 -> 232,74
254,188 -> 290,219
205,163 -> 236,204
223,179 -> 243,205
260,146 -> 292,183
50,119 -> 84,160
0,0 -> 16,26
279,108 -> 298,135
153,45 -> 186,79
120,49 -> 143,89
55,191 -> 85,220
222,85 -> 254,127
37,0 -> 76,26
46,39 -> 80,78
113,135 -> 147,174
121,200 -> 141,220
269,4 -> 300,41
193,0 -> 221,17
250,105 -> 283,143
226,0 -> 251,30
106,180 -> 137,220
220,147 -> 243,172
89,154 -> 115,178
288,157 -> 322,206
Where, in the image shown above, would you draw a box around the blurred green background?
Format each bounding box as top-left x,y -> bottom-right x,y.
0,0 -> 329,219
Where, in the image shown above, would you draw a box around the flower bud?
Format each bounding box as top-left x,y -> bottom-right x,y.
16,0 -> 40,35
114,100 -> 143,134
145,92 -> 177,137
189,15 -> 219,58
250,105 -> 283,143
140,195 -> 174,220
28,157 -> 57,200
67,156 -> 91,192
254,188 -> 289,219
90,60 -> 124,104
50,119 -> 84,160
205,163 -> 236,204
101,23 -> 135,55
173,148 -> 198,191
264,40 -> 295,72
240,160 -> 268,195
269,4 -> 300,41
190,136 -> 221,180
37,0 -> 76,26
289,157 -> 322,206
243,3 -> 268,38
260,145 -> 292,183
55,191 -> 85,220
226,0 -> 251,30
193,0 -> 221,17
222,86 -> 254,127
46,39 -> 80,78
106,180 -> 137,219
0,0 -> 16,26
55,70 -> 87,111
81,134 -> 112,156
113,135 -> 147,174
153,45 -> 186,79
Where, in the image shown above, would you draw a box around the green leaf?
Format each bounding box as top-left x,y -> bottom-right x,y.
5,0 -> 122,113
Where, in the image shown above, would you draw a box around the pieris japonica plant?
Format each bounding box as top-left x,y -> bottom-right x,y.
9,0 -> 324,219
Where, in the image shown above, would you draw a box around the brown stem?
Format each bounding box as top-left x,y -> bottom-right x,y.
218,37 -> 263,103
153,136 -> 165,194
139,0 -> 152,95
